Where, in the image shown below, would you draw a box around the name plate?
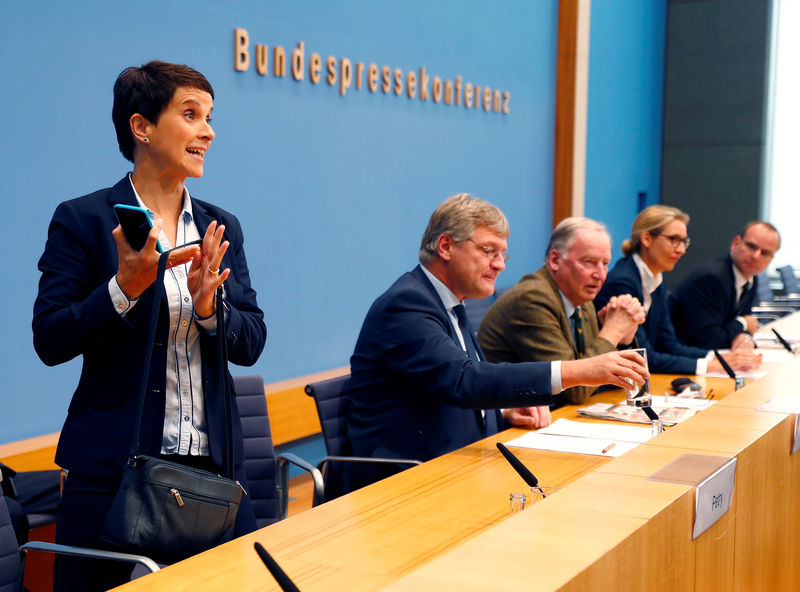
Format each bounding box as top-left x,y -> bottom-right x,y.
794,415 -> 800,454
693,457 -> 737,539
755,396 -> 800,454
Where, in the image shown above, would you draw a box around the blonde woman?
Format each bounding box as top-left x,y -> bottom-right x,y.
595,205 -> 760,374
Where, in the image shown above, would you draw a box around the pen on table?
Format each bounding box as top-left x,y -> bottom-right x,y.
601,443 -> 616,454
707,388 -> 715,400
771,328 -> 794,353
713,349 -> 737,379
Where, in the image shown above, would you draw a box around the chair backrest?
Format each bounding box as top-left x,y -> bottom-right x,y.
233,375 -> 279,529
777,265 -> 800,295
755,272 -> 773,304
0,485 -> 24,592
463,295 -> 496,336
304,375 -> 352,457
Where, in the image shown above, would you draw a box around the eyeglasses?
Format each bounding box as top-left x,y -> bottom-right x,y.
467,238 -> 509,262
655,234 -> 691,249
741,240 -> 775,259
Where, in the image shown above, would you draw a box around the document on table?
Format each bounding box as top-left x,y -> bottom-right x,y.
504,418 -> 652,458
755,348 -> 798,364
756,395 -> 800,414
755,330 -> 800,346
705,369 -> 769,379
649,395 -> 715,411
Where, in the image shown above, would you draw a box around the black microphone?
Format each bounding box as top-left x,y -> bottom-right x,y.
496,442 -> 539,487
642,406 -> 659,422
254,542 -> 301,592
771,328 -> 794,353
713,349 -> 737,380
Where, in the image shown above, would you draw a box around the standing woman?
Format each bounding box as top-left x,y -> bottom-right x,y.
595,205 -> 760,375
33,62 -> 266,591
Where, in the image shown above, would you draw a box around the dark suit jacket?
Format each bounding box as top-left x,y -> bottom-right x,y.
346,265 -> 553,474
595,255 -> 707,374
33,176 -> 266,479
478,267 -> 614,404
668,255 -> 756,349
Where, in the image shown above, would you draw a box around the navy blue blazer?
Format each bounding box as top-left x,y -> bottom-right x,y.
595,255 -> 707,374
33,176 -> 266,478
346,265 -> 553,469
668,255 -> 756,349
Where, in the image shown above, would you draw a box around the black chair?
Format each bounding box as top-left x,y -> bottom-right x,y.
0,476 -> 25,592
5,480 -> 161,589
463,295 -> 496,337
233,375 -> 323,526
304,375 -> 421,505
751,271 -> 800,322
777,265 -> 800,297
0,462 -> 61,543
13,377 -> 321,586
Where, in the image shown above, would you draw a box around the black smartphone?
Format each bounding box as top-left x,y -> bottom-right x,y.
671,377 -> 701,392
113,204 -> 161,252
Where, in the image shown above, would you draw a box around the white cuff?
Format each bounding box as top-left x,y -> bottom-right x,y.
108,275 -> 138,316
695,354 -> 711,375
550,361 -> 562,393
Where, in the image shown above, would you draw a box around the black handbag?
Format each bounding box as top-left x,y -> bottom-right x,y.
101,249 -> 243,564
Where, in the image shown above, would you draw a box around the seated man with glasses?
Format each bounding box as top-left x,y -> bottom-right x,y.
668,221 -> 781,350
345,194 -> 649,488
478,217 -> 645,406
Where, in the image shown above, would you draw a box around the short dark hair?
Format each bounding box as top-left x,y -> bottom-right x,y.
739,220 -> 781,247
112,61 -> 214,162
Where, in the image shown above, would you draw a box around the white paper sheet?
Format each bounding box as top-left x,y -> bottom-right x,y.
705,370 -> 768,379
649,395 -> 715,411
756,395 -> 800,414
755,348 -> 798,364
504,432 -> 640,457
504,418 -> 651,457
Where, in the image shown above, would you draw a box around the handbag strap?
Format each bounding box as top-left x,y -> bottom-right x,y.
128,248 -> 235,479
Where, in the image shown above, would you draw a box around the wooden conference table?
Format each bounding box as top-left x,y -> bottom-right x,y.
115,316 -> 800,591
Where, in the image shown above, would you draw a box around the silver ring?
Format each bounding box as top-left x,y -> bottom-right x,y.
209,268 -> 219,275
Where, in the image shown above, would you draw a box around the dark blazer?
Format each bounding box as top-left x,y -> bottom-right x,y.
478,267 -> 614,405
346,265 -> 553,471
595,255 -> 707,374
33,176 -> 266,479
668,255 -> 756,349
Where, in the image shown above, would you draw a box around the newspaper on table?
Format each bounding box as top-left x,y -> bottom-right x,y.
577,402 -> 695,426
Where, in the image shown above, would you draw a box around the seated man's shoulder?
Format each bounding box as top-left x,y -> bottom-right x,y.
370,270 -> 440,315
674,256 -> 728,294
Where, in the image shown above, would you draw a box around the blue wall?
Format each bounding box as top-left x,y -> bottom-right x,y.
1,0 -> 561,443
585,1 -> 668,257
0,1 -> 666,445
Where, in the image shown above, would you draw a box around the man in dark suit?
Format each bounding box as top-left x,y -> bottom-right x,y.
669,221 -> 780,350
478,217 -> 644,405
346,195 -> 649,486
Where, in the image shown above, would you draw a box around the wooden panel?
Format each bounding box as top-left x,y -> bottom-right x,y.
265,366 -> 348,446
0,433 -> 59,471
553,0 -> 590,224
0,366 -> 350,471
731,419 -> 794,591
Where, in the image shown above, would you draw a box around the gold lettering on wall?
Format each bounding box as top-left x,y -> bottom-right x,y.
232,29 -> 511,116
255,45 -> 268,76
234,28 -> 250,71
309,53 -> 321,83
273,47 -> 286,77
368,64 -> 378,92
292,42 -> 305,80
340,58 -> 352,95
432,77 -> 442,103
